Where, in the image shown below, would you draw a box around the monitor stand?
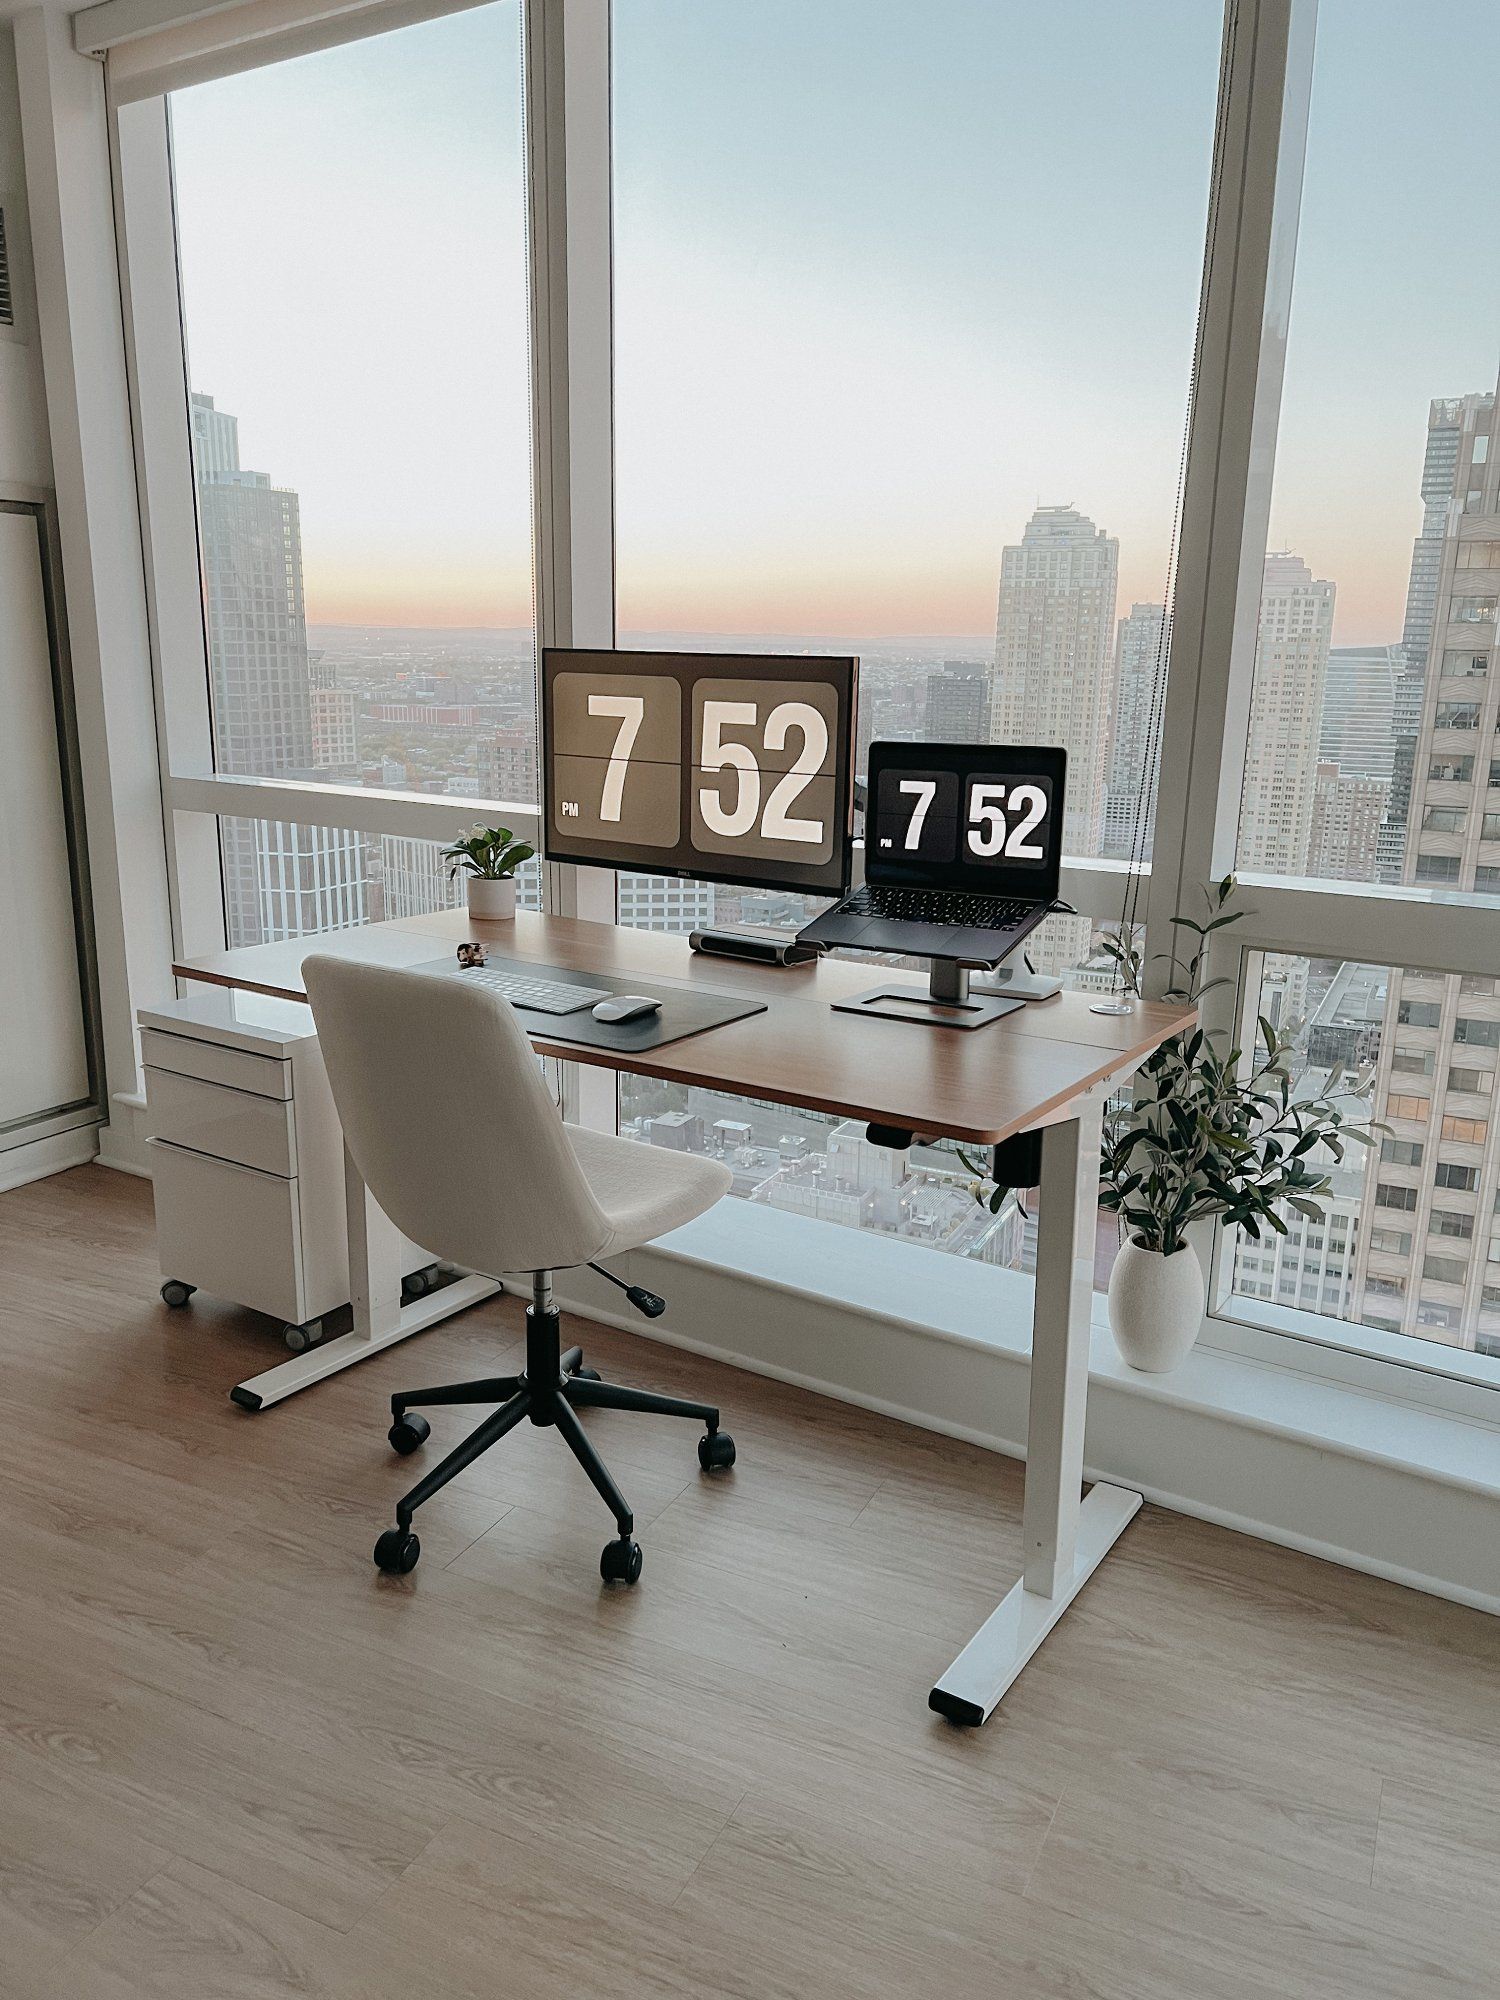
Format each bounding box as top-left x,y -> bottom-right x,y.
833,959 -> 1024,1031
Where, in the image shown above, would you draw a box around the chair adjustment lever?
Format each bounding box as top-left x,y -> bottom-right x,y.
587,1262 -> 667,1318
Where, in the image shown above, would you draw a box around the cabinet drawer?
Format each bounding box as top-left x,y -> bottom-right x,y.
145,1064 -> 296,1179
148,1138 -> 306,1326
140,1027 -> 292,1100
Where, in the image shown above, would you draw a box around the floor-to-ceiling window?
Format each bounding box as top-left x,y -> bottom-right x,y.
168,4 -> 537,946
607,0 -> 1220,1267
1225,0 -> 1500,1362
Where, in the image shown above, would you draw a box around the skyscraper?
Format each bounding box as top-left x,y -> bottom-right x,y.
1319,645 -> 1401,786
992,506 -> 1119,860
923,659 -> 991,743
1237,553 -> 1336,876
1354,376 -> 1500,1352
1378,396 -> 1486,880
478,728 -> 539,806
1307,761 -> 1387,882
991,506 -> 1119,978
1103,601 -> 1167,860
191,391 -> 364,945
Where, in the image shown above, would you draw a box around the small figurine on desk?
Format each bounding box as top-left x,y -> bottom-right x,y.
456,941 -> 489,969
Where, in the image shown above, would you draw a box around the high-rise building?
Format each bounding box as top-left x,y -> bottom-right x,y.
1103,601 -> 1167,860
311,686 -> 359,778
478,728 -> 538,806
192,391 -> 364,945
1307,761 -> 1388,883
992,506 -> 1118,976
1319,645 -> 1401,785
992,505 -> 1119,859
1237,553 -> 1336,876
923,659 -> 991,743
617,874 -> 716,933
1354,376 -> 1500,1352
1378,397 -> 1488,880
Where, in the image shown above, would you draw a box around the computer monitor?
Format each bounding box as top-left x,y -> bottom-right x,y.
864,740 -> 1066,901
541,648 -> 859,896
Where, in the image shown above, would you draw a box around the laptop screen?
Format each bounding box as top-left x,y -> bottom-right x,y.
864,742 -> 1067,899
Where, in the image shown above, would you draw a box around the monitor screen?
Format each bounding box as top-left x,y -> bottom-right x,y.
864,741 -> 1067,898
542,649 -> 859,895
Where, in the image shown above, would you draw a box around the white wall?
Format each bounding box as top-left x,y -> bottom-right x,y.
13,5 -> 179,1180
0,25 -> 52,487
0,21 -> 103,1188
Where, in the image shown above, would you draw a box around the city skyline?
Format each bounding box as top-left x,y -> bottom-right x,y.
167,0 -> 1500,645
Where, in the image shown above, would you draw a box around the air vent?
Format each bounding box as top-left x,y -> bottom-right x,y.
0,209 -> 12,327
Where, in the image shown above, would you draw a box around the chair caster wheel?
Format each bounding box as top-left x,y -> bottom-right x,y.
374,1528 -> 420,1574
388,1413 -> 431,1455
698,1430 -> 736,1473
160,1280 -> 195,1309
282,1320 -> 322,1352
600,1536 -> 642,1585
571,1365 -> 601,1381
402,1264 -> 441,1302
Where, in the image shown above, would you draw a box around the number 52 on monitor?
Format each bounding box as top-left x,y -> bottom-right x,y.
542,649 -> 859,896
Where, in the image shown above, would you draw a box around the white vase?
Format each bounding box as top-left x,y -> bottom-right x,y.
1107,1238 -> 1205,1373
465,876 -> 517,921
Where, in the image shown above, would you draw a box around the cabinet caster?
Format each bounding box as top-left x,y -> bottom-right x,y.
283,1320 -> 323,1353
388,1413 -> 431,1456
374,1528 -> 420,1575
160,1280 -> 195,1309
698,1430 -> 736,1473
600,1536 -> 643,1585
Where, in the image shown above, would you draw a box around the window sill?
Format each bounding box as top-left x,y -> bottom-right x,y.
553,1199 -> 1500,1614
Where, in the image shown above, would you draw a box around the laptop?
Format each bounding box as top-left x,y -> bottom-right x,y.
797,741 -> 1066,964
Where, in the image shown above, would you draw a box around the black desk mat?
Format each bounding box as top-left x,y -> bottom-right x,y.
412,954 -> 767,1053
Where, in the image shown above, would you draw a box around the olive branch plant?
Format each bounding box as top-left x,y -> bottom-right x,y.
964,877 -> 1380,1258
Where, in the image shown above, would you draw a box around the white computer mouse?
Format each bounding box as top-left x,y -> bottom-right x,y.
590,993 -> 663,1024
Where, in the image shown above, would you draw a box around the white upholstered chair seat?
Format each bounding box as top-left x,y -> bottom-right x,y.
565,1127 -> 731,1261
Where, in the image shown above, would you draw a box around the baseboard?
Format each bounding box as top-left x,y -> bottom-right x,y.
0,1125 -> 99,1192
544,1205 -> 1500,1618
97,1093 -> 152,1178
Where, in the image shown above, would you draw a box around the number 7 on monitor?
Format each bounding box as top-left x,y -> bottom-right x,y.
587,692 -> 644,823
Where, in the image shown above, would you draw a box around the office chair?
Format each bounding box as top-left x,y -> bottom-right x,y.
302,953 -> 736,1585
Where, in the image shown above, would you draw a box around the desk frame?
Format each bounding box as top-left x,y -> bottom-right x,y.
180,912 -> 1186,1721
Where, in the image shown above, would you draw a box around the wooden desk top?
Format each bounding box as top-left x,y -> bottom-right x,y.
173,910 -> 1193,1146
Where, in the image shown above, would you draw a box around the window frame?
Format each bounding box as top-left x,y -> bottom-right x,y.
99,0 -> 1500,1412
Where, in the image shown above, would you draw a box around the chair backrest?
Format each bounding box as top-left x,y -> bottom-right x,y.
302,953 -> 613,1276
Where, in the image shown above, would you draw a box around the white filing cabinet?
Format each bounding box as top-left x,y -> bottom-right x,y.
140,989 -> 432,1350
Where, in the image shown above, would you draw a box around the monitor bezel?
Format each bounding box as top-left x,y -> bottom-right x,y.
541,647 -> 859,897
863,740 -> 1068,898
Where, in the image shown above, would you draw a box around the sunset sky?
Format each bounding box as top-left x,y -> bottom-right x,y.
171,0 -> 1500,648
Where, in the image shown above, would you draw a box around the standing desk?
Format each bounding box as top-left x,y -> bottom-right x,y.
174,907 -> 1192,1723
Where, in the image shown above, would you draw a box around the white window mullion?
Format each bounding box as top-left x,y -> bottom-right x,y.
523,0 -> 615,1127
1145,0 -> 1318,1010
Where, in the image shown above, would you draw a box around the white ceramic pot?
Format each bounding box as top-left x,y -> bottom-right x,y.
1107,1238 -> 1205,1373
465,876 -> 517,921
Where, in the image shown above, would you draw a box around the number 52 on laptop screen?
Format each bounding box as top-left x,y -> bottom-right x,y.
541,650 -> 859,896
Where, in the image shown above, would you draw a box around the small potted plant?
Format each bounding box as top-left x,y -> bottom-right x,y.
442,824 -> 535,921
1094,876 -> 1376,1370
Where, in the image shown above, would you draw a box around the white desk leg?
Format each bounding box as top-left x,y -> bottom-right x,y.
230,1144 -> 500,1411
930,1094 -> 1142,1724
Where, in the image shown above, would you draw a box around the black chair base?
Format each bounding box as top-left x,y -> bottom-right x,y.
373,1297 -> 734,1583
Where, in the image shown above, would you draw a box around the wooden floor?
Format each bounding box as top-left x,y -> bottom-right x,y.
4,1167 -> 1500,1999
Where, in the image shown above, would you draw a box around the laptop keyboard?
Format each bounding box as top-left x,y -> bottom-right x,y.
844,886 -> 1036,928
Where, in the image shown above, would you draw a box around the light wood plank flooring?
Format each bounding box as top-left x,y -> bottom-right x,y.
3,1164 -> 1500,1998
